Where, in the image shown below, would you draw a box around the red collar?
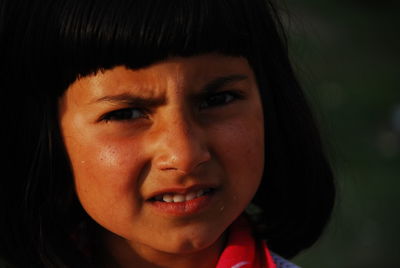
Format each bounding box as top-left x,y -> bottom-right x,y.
216,217 -> 276,268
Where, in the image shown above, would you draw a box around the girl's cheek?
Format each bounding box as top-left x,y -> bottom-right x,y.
224,113 -> 264,179
216,113 -> 264,157
70,136 -> 146,193
82,132 -> 142,166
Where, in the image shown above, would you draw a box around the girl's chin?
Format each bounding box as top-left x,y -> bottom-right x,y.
153,232 -> 226,255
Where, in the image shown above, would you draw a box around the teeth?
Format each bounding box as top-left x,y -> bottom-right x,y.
185,192 -> 196,201
156,189 -> 212,203
162,194 -> 173,202
173,194 -> 185,202
196,189 -> 204,197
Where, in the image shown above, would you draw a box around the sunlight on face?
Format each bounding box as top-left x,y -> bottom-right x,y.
59,54 -> 264,263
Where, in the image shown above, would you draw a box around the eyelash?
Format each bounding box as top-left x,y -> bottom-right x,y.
199,91 -> 244,109
101,108 -> 149,123
101,91 -> 244,123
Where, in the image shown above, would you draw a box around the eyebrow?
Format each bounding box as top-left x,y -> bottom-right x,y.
92,74 -> 248,106
202,74 -> 248,93
93,93 -> 165,107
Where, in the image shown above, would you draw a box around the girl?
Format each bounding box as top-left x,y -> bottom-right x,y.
0,0 -> 335,267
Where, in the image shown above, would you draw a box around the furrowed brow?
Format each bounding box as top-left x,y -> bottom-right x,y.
92,93 -> 165,107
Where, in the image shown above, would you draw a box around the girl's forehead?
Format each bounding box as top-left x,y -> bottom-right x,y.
65,54 -> 255,102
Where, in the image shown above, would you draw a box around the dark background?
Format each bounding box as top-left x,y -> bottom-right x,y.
284,0 -> 400,267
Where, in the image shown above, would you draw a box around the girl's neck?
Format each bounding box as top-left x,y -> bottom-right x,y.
101,231 -> 227,268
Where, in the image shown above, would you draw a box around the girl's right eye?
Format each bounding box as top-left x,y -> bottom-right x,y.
100,108 -> 149,123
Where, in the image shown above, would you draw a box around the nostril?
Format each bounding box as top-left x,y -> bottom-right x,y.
150,122 -> 211,174
154,147 -> 211,174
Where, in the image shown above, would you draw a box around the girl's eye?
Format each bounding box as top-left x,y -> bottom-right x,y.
101,108 -> 148,122
199,91 -> 243,109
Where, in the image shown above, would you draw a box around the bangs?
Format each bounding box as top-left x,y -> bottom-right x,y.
44,0 -> 252,93
4,0 -> 284,97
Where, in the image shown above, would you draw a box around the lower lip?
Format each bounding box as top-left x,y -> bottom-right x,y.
148,193 -> 214,216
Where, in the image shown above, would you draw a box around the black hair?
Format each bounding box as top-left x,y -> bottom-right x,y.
0,0 -> 335,267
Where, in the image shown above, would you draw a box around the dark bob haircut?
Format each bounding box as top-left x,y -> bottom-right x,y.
0,0 -> 335,267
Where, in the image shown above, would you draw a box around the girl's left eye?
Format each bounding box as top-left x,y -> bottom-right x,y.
101,108 -> 148,122
199,91 -> 243,109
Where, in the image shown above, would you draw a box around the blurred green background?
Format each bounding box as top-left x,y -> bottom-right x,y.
284,0 -> 400,267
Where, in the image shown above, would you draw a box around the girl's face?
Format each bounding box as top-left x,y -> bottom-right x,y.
59,54 -> 264,258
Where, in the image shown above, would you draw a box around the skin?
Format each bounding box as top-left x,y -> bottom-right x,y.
59,54 -> 265,268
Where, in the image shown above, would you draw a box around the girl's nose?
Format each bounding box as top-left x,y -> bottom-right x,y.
151,114 -> 211,175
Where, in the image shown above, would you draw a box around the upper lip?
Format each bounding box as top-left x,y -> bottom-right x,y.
145,183 -> 218,201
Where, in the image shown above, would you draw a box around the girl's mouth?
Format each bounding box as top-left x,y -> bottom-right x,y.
147,188 -> 217,216
149,188 -> 214,203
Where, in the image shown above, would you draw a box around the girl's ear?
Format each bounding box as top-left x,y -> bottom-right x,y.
245,203 -> 264,226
